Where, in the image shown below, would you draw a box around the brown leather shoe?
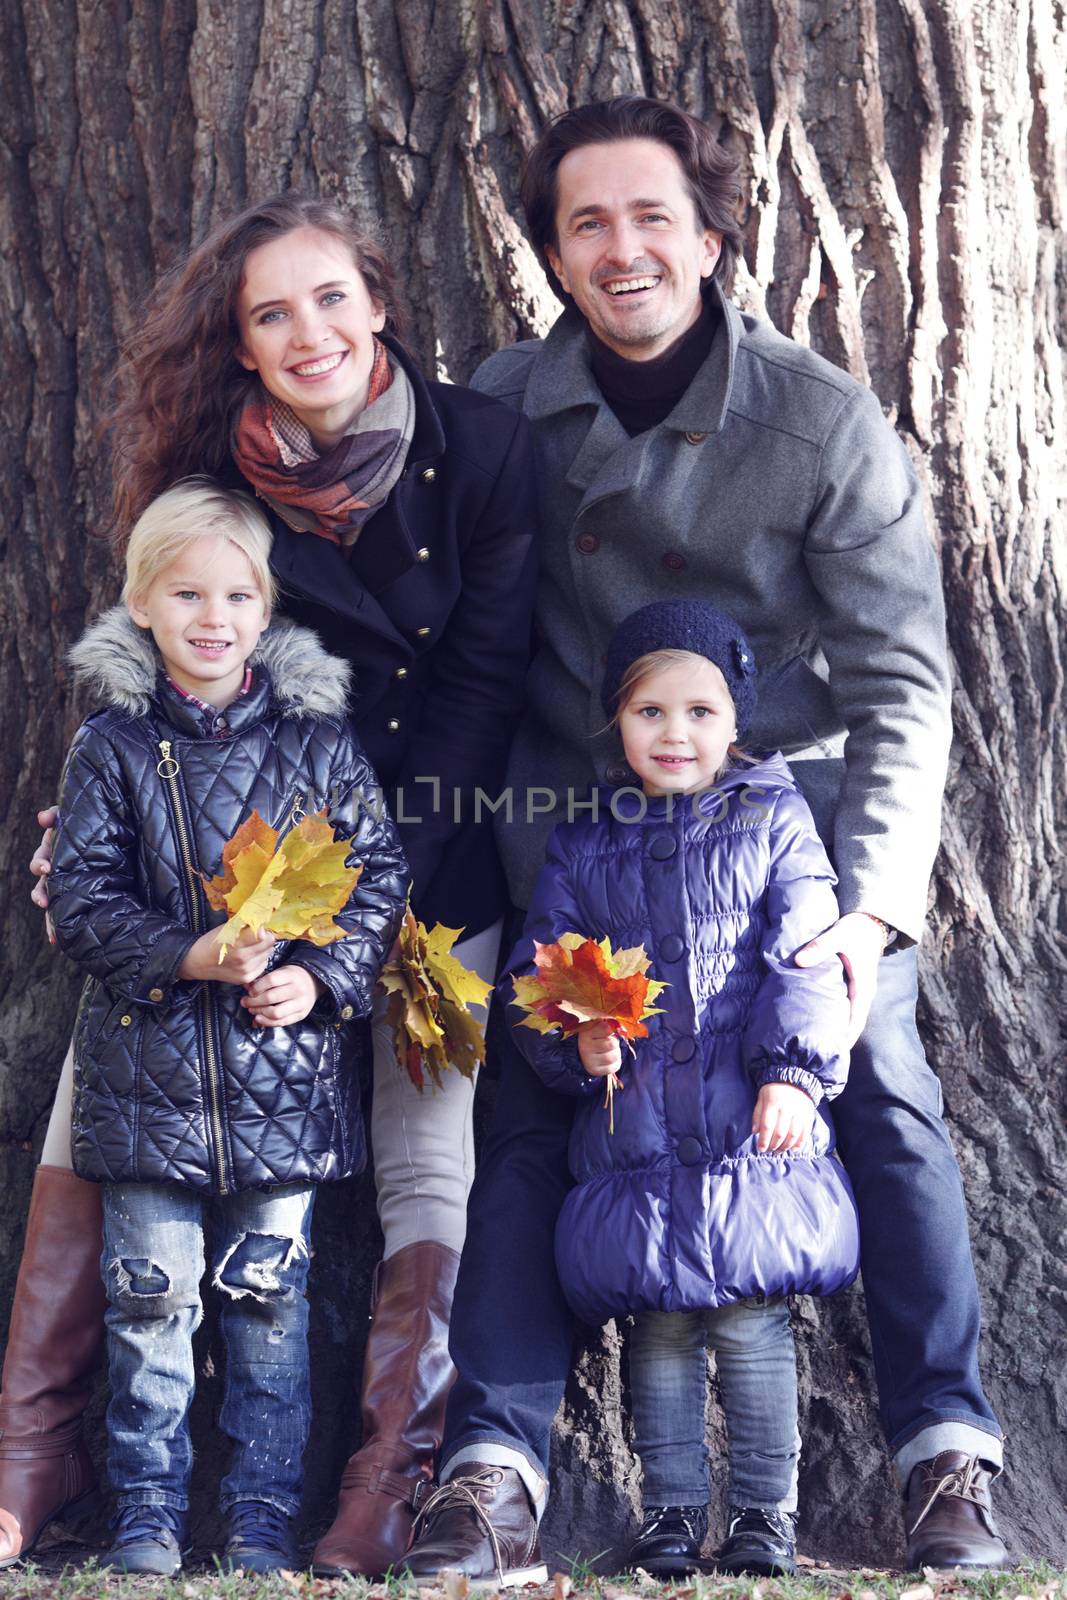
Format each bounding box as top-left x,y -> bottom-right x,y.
403,1464 -> 549,1587
903,1451 -> 1010,1570
0,1166 -> 106,1568
312,1241 -> 460,1577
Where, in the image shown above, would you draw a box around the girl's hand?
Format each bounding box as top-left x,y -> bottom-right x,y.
30,807 -> 58,909
180,925 -> 277,985
243,966 -> 324,1027
753,1081 -> 816,1152
578,1020 -> 623,1078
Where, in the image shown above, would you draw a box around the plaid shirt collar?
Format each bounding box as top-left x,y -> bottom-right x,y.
164,667 -> 253,732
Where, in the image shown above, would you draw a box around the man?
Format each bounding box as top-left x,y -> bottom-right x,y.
405,96 -> 1008,1580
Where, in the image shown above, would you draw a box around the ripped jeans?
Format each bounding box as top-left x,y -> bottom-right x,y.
102,1181 -> 314,1516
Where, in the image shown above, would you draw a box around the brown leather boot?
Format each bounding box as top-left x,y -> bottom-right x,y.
312,1240 -> 461,1577
903,1451 -> 1010,1569
0,1165 -> 106,1568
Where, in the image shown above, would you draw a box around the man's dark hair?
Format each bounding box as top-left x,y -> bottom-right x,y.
520,96 -> 744,295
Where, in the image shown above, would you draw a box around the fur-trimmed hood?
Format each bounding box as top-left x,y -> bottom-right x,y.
68,605 -> 351,720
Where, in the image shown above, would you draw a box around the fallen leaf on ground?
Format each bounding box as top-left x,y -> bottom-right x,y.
442,1569 -> 471,1600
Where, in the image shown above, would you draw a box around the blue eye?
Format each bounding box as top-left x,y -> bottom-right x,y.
320,290 -> 345,306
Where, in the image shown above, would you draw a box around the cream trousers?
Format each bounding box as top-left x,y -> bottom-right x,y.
41,920 -> 502,1261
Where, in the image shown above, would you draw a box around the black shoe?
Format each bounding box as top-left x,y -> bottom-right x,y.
224,1499 -> 298,1573
102,1503 -> 187,1575
403,1464 -> 548,1588
627,1504 -> 708,1577
716,1506 -> 797,1576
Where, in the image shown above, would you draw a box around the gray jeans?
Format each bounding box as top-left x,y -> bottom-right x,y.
630,1298 -> 800,1512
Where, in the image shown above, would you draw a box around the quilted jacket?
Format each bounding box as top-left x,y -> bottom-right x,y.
49,609 -> 408,1195
506,754 -> 860,1325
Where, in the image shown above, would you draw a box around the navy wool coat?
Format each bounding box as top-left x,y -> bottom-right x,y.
252,337 -> 538,939
48,611 -> 408,1196
506,754 -> 860,1325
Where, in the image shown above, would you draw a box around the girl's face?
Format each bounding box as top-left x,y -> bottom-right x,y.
235,226 -> 387,448
128,536 -> 270,710
618,655 -> 737,796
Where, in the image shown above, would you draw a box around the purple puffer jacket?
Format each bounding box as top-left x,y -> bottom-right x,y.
506,753 -> 860,1325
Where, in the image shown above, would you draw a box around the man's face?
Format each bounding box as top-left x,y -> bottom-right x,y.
545,138 -> 722,361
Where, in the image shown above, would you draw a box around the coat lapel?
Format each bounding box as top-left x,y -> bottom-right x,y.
524,285 -> 743,519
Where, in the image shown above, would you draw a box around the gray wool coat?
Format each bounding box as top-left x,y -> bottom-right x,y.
472,284 -> 951,945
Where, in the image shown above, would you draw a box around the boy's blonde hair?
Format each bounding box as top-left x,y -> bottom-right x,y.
122,477 -> 276,611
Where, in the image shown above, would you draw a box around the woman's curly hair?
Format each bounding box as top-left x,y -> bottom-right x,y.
107,194 -> 406,544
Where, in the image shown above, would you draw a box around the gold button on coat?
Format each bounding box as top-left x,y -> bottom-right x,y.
420,467 -> 436,483
120,1015 -> 132,1027
416,547 -> 430,562
340,1005 -> 354,1020
387,718 -> 401,732
394,667 -> 408,680
148,988 -> 164,1002
416,627 -> 431,638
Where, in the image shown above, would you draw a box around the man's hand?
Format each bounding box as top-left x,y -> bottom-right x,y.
243,966 -> 324,1028
794,911 -> 888,1047
752,1081 -> 816,1152
30,807 -> 58,909
578,1020 -> 623,1078
180,925 -> 277,986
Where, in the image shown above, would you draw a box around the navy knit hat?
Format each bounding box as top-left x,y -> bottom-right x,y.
601,600 -> 758,732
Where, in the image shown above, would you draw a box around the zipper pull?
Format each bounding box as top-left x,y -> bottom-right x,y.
157,740 -> 180,779
290,792 -> 306,825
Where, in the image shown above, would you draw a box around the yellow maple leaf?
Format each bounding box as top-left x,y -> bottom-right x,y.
204,809 -> 363,959
379,908 -> 492,1091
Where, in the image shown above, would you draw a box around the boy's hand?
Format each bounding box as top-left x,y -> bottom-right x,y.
578,1020 -> 623,1078
179,925 -> 276,985
243,966 -> 324,1028
30,806 -> 58,910
752,1081 -> 816,1153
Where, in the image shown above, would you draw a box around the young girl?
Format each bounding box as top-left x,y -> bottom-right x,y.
46,479 -> 407,1575
506,600 -> 860,1578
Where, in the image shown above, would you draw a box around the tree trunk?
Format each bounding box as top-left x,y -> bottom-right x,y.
1,0 -> 1063,1567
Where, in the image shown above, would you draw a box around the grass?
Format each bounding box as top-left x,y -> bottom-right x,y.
0,1548 -> 1063,1600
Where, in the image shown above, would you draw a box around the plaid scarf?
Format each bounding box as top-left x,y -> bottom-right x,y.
231,339 -> 415,548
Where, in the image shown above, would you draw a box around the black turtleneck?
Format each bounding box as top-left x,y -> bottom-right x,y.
587,295 -> 718,437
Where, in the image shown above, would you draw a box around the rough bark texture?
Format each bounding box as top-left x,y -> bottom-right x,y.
1,0 -> 1064,1569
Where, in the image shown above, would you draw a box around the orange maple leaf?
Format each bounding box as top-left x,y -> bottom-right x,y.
511,934 -> 667,1132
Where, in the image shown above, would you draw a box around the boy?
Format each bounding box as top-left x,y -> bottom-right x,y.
47,477 -> 407,1574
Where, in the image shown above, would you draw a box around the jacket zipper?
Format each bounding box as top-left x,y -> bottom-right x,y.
157,739 -> 232,1194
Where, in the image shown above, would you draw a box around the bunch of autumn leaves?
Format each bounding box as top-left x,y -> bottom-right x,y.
204,810 -> 664,1114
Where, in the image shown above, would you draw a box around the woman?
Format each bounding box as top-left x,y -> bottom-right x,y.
2,194 -> 536,1576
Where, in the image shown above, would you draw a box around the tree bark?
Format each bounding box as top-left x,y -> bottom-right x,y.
1,0 -> 1064,1566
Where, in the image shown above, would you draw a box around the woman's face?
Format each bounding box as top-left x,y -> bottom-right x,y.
235,226 -> 387,447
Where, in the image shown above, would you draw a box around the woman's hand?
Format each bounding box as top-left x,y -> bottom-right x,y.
242,966 -> 324,1028
578,1020 -> 622,1078
180,925 -> 277,986
30,807 -> 58,909
752,1081 -> 816,1152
